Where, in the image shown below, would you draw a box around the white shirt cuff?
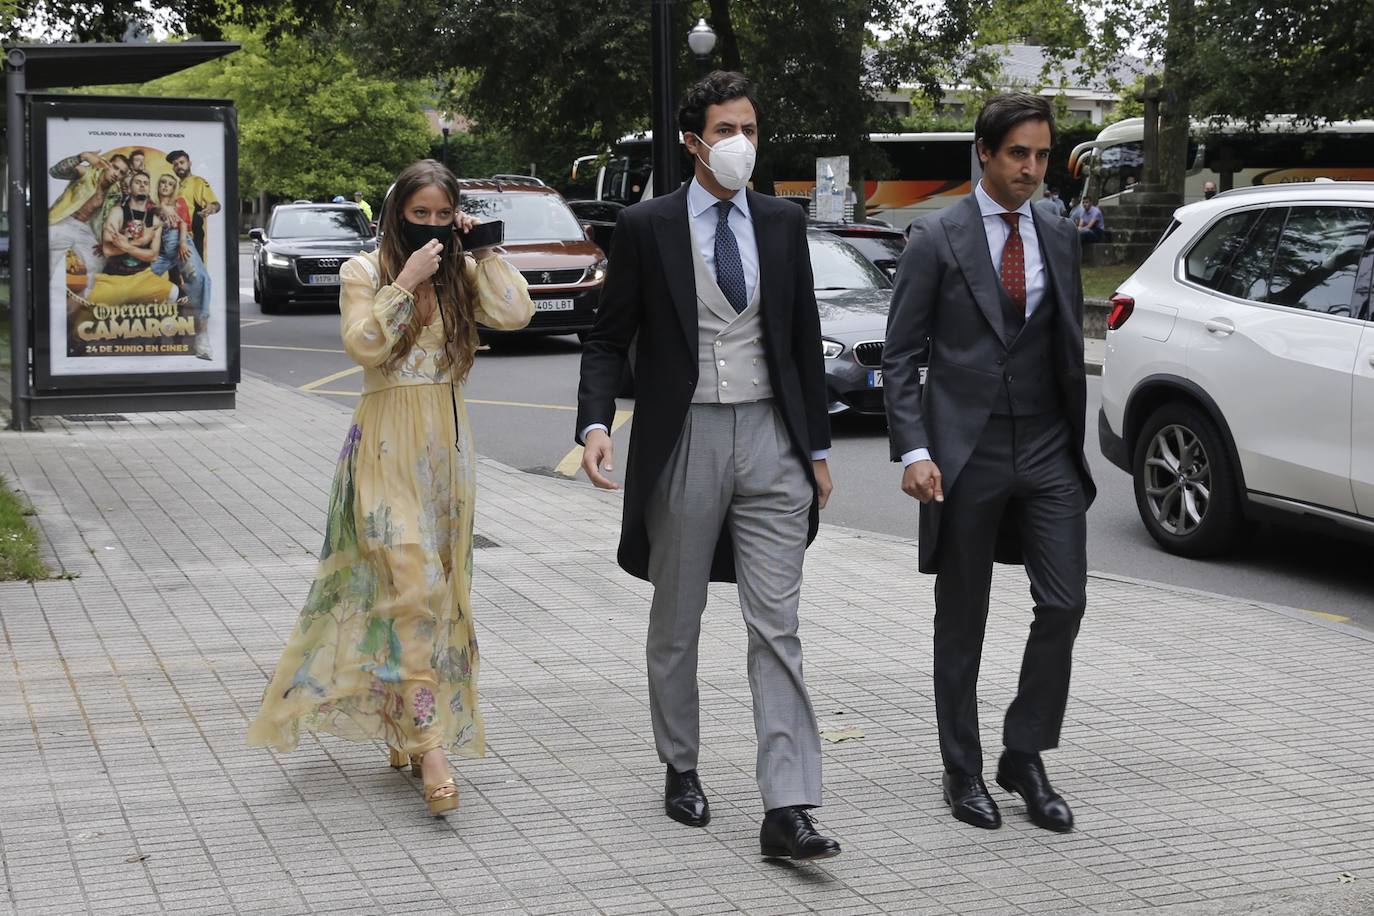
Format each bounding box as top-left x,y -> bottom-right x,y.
901,448 -> 931,467
809,449 -> 829,461
581,423 -> 609,442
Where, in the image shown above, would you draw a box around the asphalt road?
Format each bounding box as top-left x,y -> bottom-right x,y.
237,247 -> 1374,629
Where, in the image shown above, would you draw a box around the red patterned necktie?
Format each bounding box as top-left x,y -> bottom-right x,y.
998,212 -> 1027,315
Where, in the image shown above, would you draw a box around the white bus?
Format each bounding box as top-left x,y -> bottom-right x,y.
1069,116 -> 1374,207
579,131 -> 979,228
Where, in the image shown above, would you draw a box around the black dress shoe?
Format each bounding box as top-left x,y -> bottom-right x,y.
760,806 -> 841,860
942,771 -> 1002,829
664,766 -> 710,827
996,750 -> 1074,833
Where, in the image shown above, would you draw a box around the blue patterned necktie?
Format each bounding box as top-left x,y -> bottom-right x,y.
714,200 -> 747,314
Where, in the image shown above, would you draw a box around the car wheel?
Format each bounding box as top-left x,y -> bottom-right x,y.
1132,401 -> 1243,557
252,274 -> 262,304
261,289 -> 286,314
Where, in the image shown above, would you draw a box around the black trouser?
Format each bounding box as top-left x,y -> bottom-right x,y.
933,412 -> 1087,777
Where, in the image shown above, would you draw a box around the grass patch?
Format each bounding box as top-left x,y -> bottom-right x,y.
1082,262 -> 1143,299
0,474 -> 50,581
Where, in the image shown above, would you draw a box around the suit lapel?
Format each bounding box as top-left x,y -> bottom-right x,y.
1031,207 -> 1074,325
650,187 -> 697,352
944,193 -> 1006,344
748,191 -> 786,330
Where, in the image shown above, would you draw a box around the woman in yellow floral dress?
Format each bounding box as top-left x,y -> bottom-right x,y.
248,160 -> 533,816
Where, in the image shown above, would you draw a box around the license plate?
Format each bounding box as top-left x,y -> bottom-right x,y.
868,369 -> 883,388
536,298 -> 575,312
307,274 -> 340,285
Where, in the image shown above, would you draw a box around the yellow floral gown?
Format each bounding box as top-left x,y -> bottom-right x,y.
248,249 -> 533,758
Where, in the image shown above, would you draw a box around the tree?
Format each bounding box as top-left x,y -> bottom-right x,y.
136,28 -> 434,205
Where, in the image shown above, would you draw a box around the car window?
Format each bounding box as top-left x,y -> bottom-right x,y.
270,208 -> 371,240
807,236 -> 891,290
462,193 -> 585,242
1263,206 -> 1373,315
1184,209 -> 1261,289
1219,207 -> 1285,301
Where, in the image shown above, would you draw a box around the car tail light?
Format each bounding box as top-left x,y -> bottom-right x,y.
1106,294 -> 1134,330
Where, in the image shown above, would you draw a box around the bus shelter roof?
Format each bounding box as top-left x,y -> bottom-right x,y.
2,41 -> 238,91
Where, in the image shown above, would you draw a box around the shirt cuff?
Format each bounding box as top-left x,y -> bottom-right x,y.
809,449 -> 829,461
581,423 -> 609,442
901,448 -> 931,467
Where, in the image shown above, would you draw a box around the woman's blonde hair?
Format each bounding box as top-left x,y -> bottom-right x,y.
376,159 -> 479,382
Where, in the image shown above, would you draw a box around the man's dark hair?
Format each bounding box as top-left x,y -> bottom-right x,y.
974,92 -> 1056,154
130,148 -> 145,158
107,153 -> 130,167
677,70 -> 761,138
165,149 -> 189,163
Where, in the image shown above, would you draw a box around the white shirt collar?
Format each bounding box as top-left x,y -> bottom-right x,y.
975,179 -> 1033,221
688,177 -> 750,220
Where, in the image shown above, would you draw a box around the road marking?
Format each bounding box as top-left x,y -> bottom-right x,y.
554,409 -> 633,478
467,398 -> 577,412
245,343 -> 347,354
300,365 -> 364,391
1305,610 -> 1351,623
240,319 -> 272,329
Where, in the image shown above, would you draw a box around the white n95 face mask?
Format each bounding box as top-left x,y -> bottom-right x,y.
695,132 -> 757,191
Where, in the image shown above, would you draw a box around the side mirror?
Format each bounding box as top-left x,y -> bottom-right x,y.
248,228 -> 265,243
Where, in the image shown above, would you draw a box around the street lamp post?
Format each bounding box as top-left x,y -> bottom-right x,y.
687,17 -> 717,74
649,0 -> 679,198
438,111 -> 456,173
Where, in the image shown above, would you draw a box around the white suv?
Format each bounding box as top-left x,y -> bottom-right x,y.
1099,182 -> 1374,556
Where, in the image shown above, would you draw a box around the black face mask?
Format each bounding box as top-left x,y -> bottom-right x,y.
400,219 -> 454,252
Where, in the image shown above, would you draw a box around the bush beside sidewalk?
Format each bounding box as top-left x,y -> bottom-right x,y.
0,472 -> 48,581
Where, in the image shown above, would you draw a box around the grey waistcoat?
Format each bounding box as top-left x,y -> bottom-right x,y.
689,226 -> 772,404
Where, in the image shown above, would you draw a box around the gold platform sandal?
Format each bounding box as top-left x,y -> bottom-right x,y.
387,748 -> 423,776
424,777 -> 459,817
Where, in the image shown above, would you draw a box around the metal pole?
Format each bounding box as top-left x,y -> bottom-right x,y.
650,0 -> 679,198
441,128 -> 449,170
6,48 -> 30,430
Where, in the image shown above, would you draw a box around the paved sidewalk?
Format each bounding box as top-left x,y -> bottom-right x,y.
2,375 -> 1372,916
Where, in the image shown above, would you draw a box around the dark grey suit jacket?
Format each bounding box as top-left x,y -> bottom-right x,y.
882,192 -> 1097,574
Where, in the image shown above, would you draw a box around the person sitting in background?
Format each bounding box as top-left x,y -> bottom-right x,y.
1076,196 -> 1105,244
1203,180 -> 1218,200
1067,196 -> 1084,226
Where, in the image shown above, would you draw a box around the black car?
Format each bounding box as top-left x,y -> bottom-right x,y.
565,198 -> 624,255
809,231 -> 894,417
810,220 -> 906,281
250,203 -> 376,313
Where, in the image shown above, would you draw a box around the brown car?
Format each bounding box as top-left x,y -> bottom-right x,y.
457,177 -> 607,339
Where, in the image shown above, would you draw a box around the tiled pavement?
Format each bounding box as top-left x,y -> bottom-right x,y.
1,375 -> 1372,916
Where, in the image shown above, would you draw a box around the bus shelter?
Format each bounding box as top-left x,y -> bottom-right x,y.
4,41 -> 239,430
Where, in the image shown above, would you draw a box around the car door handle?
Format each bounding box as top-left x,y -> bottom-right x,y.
1203,318 -> 1235,336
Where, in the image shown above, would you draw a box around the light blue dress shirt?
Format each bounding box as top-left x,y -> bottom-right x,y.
900,180 -> 1047,468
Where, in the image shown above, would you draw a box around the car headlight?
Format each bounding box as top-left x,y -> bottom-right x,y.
821,338 -> 844,359
591,258 -> 608,282
265,251 -> 291,268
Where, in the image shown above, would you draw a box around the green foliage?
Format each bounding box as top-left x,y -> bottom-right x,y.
0,474 -> 49,582
138,28 -> 433,203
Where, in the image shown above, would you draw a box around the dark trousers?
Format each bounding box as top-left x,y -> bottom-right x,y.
933,412 -> 1087,776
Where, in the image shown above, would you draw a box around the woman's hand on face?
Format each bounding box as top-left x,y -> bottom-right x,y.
395,238 -> 444,290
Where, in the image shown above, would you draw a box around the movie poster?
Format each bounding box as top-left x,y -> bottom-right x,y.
34,101 -> 235,384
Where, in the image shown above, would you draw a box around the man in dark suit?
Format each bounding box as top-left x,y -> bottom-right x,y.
882,93 -> 1096,832
575,71 -> 840,860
